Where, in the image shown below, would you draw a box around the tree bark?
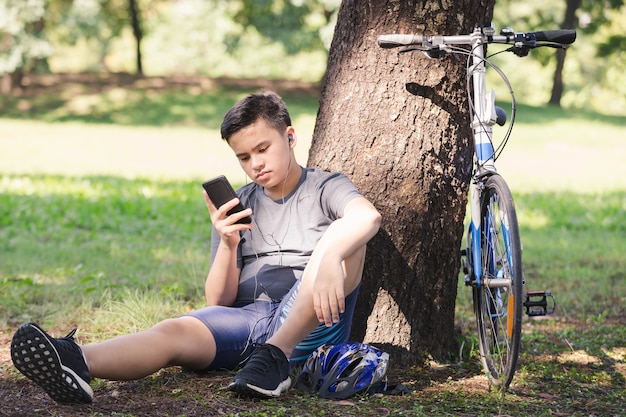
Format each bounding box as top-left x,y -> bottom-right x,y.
308,0 -> 494,365
549,0 -> 580,106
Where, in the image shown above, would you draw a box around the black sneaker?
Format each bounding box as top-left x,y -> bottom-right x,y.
228,343 -> 291,398
11,322 -> 94,404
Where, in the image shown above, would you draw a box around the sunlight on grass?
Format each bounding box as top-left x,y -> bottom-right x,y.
557,350 -> 601,365
498,118 -> 626,193
0,116 -> 314,182
65,93 -> 102,115
97,288 -> 187,335
515,191 -> 625,231
516,208 -> 549,229
0,120 -> 233,180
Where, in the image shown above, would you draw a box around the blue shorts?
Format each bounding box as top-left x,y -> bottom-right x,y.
184,281 -> 360,371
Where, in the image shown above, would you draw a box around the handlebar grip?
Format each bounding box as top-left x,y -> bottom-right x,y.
534,29 -> 576,44
377,34 -> 424,48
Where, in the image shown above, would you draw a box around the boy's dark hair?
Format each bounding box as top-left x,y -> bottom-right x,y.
221,91 -> 292,142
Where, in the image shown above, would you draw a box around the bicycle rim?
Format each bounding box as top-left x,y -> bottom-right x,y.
473,174 -> 523,389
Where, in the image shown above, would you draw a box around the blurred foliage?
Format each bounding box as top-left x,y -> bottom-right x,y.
0,0 -> 51,75
491,0 -> 626,114
45,0 -> 131,71
1,0 -> 625,112
231,0 -> 339,54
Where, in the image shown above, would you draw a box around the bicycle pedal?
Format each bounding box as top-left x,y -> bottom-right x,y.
523,291 -> 555,316
463,274 -> 473,286
460,249 -> 470,276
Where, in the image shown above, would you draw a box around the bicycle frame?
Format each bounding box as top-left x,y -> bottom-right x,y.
467,28 -> 495,289
466,27 -> 502,290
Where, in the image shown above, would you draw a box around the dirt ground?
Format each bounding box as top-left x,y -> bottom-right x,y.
0,329 -> 486,417
3,326 -> 624,417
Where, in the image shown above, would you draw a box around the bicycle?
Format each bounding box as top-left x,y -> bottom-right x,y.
377,24 -> 576,389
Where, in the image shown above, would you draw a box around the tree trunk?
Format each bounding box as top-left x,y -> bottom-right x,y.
1,75 -> 12,95
549,0 -> 580,106
308,0 -> 494,365
128,0 -> 143,75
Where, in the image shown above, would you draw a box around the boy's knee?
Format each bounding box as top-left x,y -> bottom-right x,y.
150,318 -> 181,335
151,317 -> 198,337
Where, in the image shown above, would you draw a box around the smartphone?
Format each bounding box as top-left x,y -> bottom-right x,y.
202,175 -> 252,224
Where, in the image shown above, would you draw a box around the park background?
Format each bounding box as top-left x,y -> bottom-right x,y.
0,0 -> 625,416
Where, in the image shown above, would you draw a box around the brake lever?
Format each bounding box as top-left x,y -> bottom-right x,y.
399,46 -> 447,60
507,46 -> 530,57
398,46 -> 429,54
507,42 -> 567,57
537,42 -> 569,49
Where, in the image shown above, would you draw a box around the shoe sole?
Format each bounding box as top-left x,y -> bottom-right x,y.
11,323 -> 94,404
228,377 -> 291,399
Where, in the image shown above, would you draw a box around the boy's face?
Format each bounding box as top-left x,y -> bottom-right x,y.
228,118 -> 294,189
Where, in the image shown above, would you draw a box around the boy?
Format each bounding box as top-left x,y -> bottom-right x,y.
11,91 -> 381,402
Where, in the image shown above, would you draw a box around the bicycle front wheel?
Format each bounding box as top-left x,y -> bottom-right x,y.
473,173 -> 523,389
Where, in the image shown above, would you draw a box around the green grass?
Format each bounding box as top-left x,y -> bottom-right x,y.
0,175 -> 211,329
3,166 -> 621,328
516,191 -> 625,317
495,102 -> 626,193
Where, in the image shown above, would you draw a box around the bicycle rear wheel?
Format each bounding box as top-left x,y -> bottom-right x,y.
473,173 -> 523,389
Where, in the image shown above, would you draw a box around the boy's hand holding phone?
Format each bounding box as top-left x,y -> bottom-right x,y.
202,175 -> 252,225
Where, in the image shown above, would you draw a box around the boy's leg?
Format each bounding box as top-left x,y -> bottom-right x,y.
228,245 -> 366,398
83,316 -> 217,380
11,316 -> 216,404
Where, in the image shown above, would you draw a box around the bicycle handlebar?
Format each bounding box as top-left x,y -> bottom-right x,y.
377,28 -> 576,49
533,30 -> 576,44
377,34 -> 426,49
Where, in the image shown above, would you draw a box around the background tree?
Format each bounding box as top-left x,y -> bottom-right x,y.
128,0 -> 143,75
35,0 -> 155,75
309,0 -> 495,365
549,0 -> 580,106
493,0 -> 625,107
0,0 -> 51,93
231,0 -> 339,54
46,0 -> 129,72
548,0 -> 624,106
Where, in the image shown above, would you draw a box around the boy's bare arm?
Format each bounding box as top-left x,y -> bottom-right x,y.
306,196 -> 382,326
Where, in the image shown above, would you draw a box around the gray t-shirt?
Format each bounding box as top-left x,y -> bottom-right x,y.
210,167 -> 362,306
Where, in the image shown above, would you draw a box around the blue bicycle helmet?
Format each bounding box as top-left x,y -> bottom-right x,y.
294,342 -> 389,399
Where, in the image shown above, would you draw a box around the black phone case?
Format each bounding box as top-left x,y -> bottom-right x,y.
202,176 -> 251,224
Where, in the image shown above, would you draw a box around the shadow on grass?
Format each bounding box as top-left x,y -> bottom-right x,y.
4,73 -> 623,130
1,321 -> 623,416
498,101 -> 626,127
0,73 -> 321,129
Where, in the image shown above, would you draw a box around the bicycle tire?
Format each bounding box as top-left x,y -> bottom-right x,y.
473,173 -> 523,389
